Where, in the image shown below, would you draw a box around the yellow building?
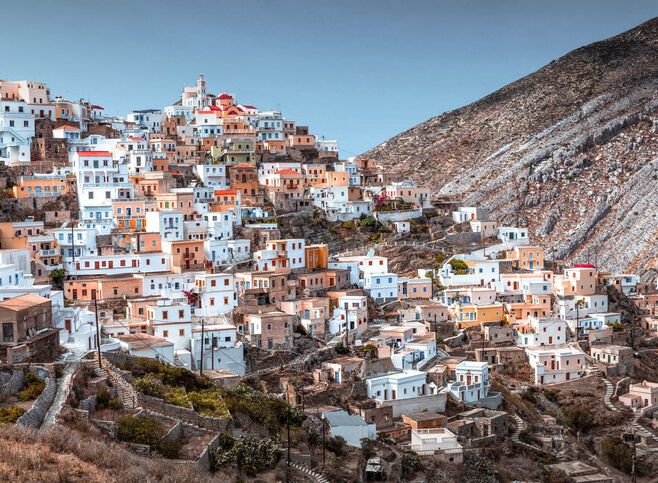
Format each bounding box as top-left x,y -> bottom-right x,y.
453,302 -> 504,329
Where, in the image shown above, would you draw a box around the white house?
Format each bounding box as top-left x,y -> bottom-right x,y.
0,100 -> 35,166
410,428 -> 463,462
322,410 -> 375,447
525,344 -> 586,385
447,361 -> 492,404
364,273 -> 398,302
515,317 -> 568,347
366,370 -> 430,402
190,323 -> 245,376
497,226 -> 529,245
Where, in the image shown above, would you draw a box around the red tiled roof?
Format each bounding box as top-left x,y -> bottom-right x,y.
572,263 -> 596,269
215,188 -> 237,195
242,105 -> 256,109
76,150 -> 112,157
128,136 -> 145,141
55,125 -> 80,131
218,93 -> 233,100
91,105 -> 104,110
276,168 -> 301,176
232,162 -> 255,169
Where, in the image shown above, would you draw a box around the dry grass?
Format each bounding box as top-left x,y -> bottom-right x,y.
0,425 -> 226,482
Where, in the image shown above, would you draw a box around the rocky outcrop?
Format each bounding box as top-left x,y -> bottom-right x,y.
362,17 -> 658,279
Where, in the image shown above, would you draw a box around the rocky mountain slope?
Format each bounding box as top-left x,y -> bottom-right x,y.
362,17 -> 658,280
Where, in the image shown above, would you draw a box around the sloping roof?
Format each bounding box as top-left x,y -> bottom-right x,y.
0,293 -> 50,311
55,125 -> 80,131
323,410 -> 369,427
76,150 -> 112,157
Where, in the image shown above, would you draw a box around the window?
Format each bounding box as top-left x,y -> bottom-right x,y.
179,329 -> 185,336
163,330 -> 168,337
162,311 -> 168,320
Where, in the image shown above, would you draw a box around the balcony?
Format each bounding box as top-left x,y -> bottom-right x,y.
39,248 -> 58,257
82,182 -> 133,188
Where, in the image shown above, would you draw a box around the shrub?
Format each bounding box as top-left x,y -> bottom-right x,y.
361,437 -> 375,459
601,436 -> 633,474
18,373 -> 46,402
95,384 -> 112,409
108,398 -> 123,410
132,374 -> 166,399
163,386 -> 190,407
117,415 -> 180,458
188,389 -> 230,418
564,405 -> 593,434
400,452 -> 421,479
325,436 -> 347,457
211,433 -> 279,473
334,341 -> 349,355
449,258 -> 469,275
0,406 -> 25,426
117,416 -> 165,446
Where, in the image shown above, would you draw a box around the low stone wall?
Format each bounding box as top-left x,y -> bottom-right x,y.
197,433 -> 221,472
377,392 -> 447,418
16,374 -> 57,428
374,209 -> 423,223
137,394 -> 229,432
163,420 -> 184,443
0,370 -> 25,397
445,231 -> 483,245
90,418 -> 118,438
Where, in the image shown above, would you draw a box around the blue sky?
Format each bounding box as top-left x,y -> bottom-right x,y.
2,1 -> 656,155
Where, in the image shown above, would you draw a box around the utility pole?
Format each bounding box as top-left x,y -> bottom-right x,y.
211,335 -> 215,371
200,318 -> 205,375
322,415 -> 326,468
631,427 -> 637,483
286,409 -> 291,482
71,219 -> 76,268
93,292 -> 102,367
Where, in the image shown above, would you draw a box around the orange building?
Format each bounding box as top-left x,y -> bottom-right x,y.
131,172 -> 176,198
64,275 -> 143,302
168,240 -> 206,272
506,246 -> 545,271
113,198 -> 157,230
324,171 -> 350,187
211,188 -> 240,215
12,175 -> 69,199
156,191 -> 196,220
305,244 -> 329,270
227,163 -> 262,205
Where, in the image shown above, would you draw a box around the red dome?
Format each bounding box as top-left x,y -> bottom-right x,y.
218,93 -> 233,100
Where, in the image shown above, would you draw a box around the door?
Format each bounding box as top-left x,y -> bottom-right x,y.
72,289 -> 78,300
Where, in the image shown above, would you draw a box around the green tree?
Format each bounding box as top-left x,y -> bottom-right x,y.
449,258 -> 469,275
49,268 -> 67,289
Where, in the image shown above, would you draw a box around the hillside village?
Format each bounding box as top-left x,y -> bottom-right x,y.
0,75 -> 657,481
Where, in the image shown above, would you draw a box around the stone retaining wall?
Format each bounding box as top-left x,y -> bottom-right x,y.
16,374 -> 57,428
1,370 -> 25,397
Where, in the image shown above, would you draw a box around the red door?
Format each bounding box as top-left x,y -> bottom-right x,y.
109,260 -> 113,269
